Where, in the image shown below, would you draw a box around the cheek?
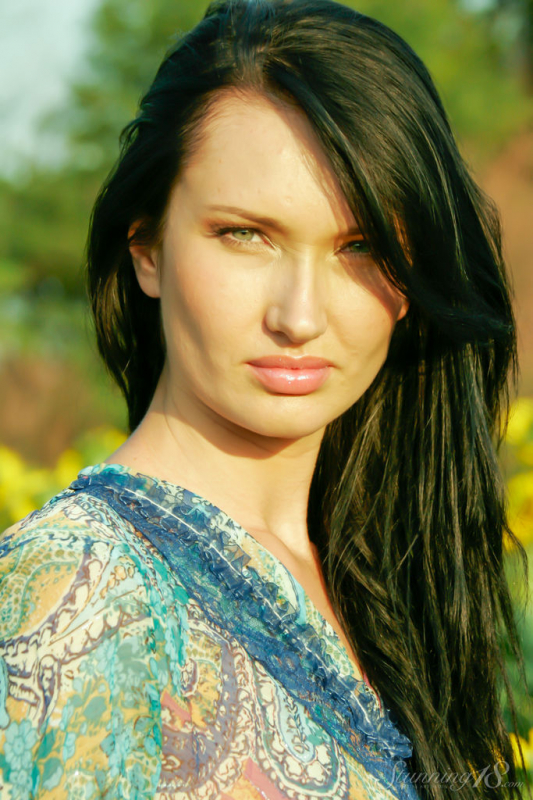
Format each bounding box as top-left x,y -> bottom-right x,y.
349,305 -> 396,358
340,256 -> 407,329
362,267 -> 406,323
341,275 -> 401,349
332,310 -> 398,402
160,244 -> 252,358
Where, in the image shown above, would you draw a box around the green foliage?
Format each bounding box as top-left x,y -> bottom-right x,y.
343,0 -> 533,158
0,0 -> 531,302
0,259 -> 32,293
64,0 -> 206,175
0,0 -> 206,300
63,0 -> 533,172
0,171 -> 99,294
503,549 -> 533,729
485,0 -> 533,88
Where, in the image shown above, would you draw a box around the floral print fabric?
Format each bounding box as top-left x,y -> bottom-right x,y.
0,462 -> 419,799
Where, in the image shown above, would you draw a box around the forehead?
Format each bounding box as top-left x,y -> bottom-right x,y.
193,89 -> 314,148
174,89 -> 357,235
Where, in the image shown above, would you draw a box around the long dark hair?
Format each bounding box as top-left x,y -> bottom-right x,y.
86,1 -> 531,797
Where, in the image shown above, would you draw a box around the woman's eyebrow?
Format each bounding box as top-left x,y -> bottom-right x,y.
204,204 -> 362,237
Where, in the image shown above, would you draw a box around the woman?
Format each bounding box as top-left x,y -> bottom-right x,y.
0,0 -> 529,798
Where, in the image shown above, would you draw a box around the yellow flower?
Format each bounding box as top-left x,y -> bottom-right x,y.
0,427 -> 130,529
0,448 -> 47,524
506,398 -> 533,446
73,425 -> 127,466
517,443 -> 533,467
54,449 -> 84,489
97,426 -> 127,453
0,446 -> 26,489
505,472 -> 533,548
510,730 -> 533,772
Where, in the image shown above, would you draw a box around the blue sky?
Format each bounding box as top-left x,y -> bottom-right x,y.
0,0 -> 100,178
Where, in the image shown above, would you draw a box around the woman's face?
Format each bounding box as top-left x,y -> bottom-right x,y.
130,91 -> 408,442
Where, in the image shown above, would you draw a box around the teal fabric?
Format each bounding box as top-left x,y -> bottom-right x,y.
0,462 -> 418,799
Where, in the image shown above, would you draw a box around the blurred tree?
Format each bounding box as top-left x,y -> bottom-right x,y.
491,0 -> 533,89
0,0 -> 205,299
0,171 -> 95,296
349,0 -> 533,155
63,0 -> 204,176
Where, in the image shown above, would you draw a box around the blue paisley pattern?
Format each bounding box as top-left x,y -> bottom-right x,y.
0,462 -> 419,799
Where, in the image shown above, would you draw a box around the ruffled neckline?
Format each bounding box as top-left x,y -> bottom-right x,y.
63,461 -> 415,797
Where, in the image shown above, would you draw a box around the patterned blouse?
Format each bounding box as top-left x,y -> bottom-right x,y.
0,462 -> 419,800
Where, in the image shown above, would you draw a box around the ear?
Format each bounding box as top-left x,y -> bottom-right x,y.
397,294 -> 409,321
128,221 -> 161,299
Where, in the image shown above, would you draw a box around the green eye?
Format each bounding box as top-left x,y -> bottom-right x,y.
346,239 -> 371,255
232,228 -> 255,240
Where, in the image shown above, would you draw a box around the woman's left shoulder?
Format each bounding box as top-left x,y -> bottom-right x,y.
1,488 -> 188,600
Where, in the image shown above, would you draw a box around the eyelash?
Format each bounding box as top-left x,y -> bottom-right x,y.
211,225 -> 371,255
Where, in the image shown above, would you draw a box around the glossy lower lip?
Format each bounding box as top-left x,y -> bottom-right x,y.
247,364 -> 332,394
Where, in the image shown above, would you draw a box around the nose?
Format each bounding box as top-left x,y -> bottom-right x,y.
264,253 -> 328,343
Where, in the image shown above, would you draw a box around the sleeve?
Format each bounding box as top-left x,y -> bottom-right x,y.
0,506 -> 167,799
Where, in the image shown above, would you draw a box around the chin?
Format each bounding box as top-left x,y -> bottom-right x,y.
231,408 -> 339,440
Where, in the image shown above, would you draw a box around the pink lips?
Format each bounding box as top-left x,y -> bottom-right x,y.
247,355 -> 333,395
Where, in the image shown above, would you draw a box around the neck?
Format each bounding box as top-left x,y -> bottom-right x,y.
106,374 -> 325,561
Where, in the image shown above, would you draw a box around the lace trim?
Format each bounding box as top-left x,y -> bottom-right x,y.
64,464 -> 416,799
